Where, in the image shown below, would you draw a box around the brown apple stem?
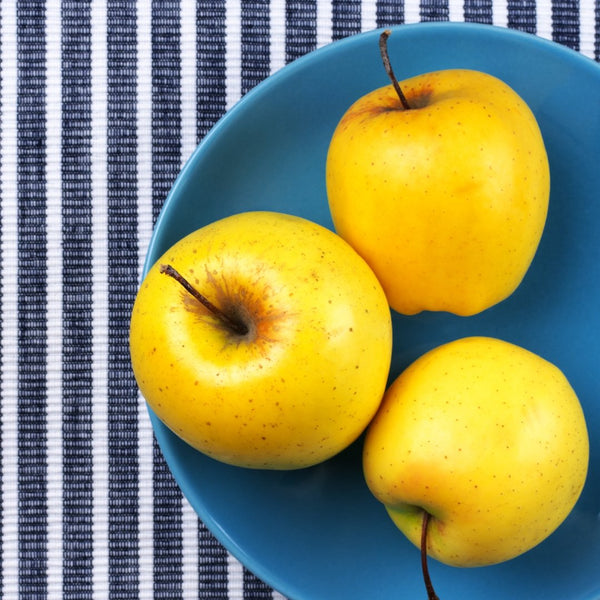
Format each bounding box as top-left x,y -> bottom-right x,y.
421,511 -> 441,600
379,30 -> 411,110
160,264 -> 249,336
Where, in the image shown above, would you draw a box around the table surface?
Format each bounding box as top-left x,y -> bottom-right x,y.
0,1 -> 598,599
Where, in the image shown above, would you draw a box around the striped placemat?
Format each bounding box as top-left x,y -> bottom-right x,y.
0,1 -> 597,599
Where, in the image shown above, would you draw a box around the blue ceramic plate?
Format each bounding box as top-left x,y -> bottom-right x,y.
144,22 -> 600,600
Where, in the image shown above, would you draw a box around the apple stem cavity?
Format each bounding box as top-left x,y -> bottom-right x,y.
421,511 -> 441,600
379,30 -> 411,111
160,264 -> 250,336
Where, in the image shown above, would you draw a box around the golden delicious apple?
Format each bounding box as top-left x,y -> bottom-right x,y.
363,336 -> 589,574
326,31 -> 550,316
130,211 -> 393,470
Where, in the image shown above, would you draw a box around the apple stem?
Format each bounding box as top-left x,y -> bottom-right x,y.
160,264 -> 249,336
421,512 -> 441,600
379,30 -> 411,111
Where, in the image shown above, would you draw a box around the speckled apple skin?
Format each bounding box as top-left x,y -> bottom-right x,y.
130,211 -> 393,470
363,336 -> 589,567
326,69 -> 550,316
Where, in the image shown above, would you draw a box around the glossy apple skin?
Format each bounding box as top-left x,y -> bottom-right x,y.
363,336 -> 589,567
326,69 -> 550,316
130,211 -> 393,470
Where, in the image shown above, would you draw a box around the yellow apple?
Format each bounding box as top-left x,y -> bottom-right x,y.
326,31 -> 550,316
363,336 -> 589,571
130,211 -> 393,470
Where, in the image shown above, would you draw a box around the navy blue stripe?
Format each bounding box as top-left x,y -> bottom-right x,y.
151,0 -> 182,222
553,0 -> 580,50
196,0 -> 227,141
241,0 -> 270,95
107,1 -> 140,596
244,569 -> 274,599
465,0 -> 493,23
198,522 -> 229,598
151,2 -> 184,599
61,1 -> 95,597
376,0 -> 405,27
507,0 -> 537,33
152,445 -> 183,599
286,0 -> 317,63
332,0 -> 362,40
420,0 -> 450,21
17,1 -> 48,597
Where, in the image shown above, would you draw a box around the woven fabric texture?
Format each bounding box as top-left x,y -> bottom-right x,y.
0,1 -> 598,598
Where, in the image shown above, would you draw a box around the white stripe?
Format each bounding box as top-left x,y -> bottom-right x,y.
361,0 -> 378,32
448,0 -> 464,22
580,0 -> 596,59
181,499 -> 200,599
179,2 -> 201,598
225,0 -> 242,109
227,553 -> 245,598
136,0 -> 155,598
91,0 -> 110,597
492,0 -> 509,27
45,2 -> 64,598
0,1 -> 20,596
136,408 -> 155,597
272,590 -> 289,600
181,0 -> 198,163
536,0 -> 553,41
270,0 -> 287,74
316,0 -> 333,49
403,1 -> 421,24
136,0 -> 154,282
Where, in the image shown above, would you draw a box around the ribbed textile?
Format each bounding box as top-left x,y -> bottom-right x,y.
0,1 -> 598,598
